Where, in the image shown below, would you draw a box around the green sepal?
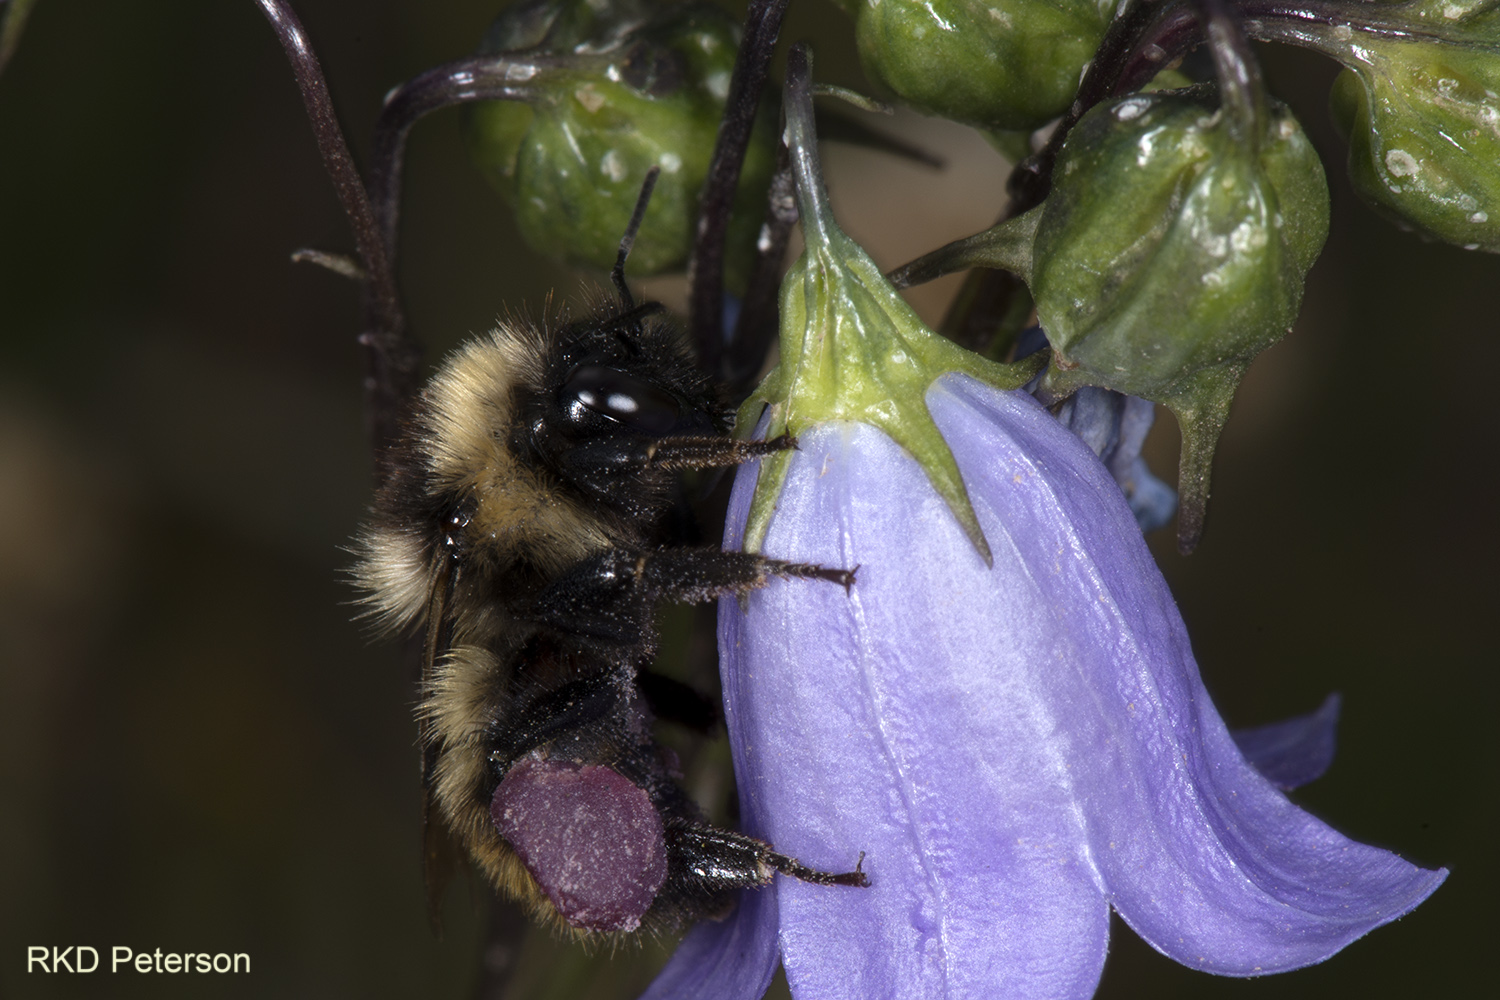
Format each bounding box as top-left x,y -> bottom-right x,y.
888,206 -> 1040,289
737,241 -> 1043,563
1039,359 -> 1239,554
737,58 -> 1041,563
1161,367 -> 1240,556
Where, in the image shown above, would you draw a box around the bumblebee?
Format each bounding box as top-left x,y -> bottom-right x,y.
352,182 -> 866,936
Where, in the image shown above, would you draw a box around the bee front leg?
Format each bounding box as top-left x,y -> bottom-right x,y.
561,433 -> 797,481
520,546 -> 855,644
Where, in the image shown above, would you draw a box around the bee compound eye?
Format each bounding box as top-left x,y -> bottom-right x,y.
561,365 -> 685,435
490,757 -> 668,933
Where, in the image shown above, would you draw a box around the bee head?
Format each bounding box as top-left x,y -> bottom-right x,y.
499,299 -> 721,524
502,164 -> 727,518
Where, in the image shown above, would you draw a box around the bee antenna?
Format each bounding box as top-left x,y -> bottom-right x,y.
612,166 -> 662,309
604,302 -> 666,355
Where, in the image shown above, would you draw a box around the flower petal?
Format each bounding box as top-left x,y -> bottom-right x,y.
925,375 -> 1446,976
638,881 -> 780,1000
723,423 -> 1109,999
1231,693 -> 1342,791
1055,387 -> 1177,533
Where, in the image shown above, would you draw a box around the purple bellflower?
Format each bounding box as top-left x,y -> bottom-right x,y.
642,49 -> 1445,1000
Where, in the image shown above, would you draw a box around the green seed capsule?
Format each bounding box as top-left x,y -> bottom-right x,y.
1326,0 -> 1500,251
465,0 -> 775,277
837,0 -> 1119,131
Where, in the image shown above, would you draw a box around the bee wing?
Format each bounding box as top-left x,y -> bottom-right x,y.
419,562 -> 463,930
421,780 -> 465,930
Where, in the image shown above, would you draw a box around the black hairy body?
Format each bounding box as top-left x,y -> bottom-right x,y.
353,299 -> 864,937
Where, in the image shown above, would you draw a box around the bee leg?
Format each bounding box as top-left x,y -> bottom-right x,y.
640,432 -> 798,471
558,434 -> 797,496
521,547 -> 854,643
484,670 -> 625,771
665,822 -> 871,894
627,546 -> 855,600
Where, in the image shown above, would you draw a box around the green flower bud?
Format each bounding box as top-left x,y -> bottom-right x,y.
465,0 -> 774,276
1029,83 -> 1328,550
1032,86 -> 1328,401
1324,0 -> 1500,251
885,19 -> 1329,555
838,0 -> 1120,131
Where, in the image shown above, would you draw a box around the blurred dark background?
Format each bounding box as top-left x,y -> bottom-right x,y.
0,1 -> 1493,998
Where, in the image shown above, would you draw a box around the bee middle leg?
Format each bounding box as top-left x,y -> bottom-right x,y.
520,546 -> 855,644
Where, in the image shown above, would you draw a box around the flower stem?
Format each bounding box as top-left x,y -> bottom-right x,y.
689,0 -> 792,379
367,55 -> 551,268
251,0 -> 419,469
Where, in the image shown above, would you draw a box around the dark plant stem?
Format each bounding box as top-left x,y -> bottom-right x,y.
252,0 -> 419,467
1010,0 -> 1202,210
689,0 -> 790,380
368,55 -> 554,264
1202,0 -> 1267,149
1239,0 -> 1456,46
726,144 -> 797,397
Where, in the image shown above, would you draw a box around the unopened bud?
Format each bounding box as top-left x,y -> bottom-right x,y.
466,0 -> 774,276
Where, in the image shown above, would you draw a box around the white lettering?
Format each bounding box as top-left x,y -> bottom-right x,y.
88,946 -> 250,972
27,946 -> 50,972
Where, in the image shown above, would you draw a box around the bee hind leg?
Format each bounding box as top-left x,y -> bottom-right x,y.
664,821 -> 871,901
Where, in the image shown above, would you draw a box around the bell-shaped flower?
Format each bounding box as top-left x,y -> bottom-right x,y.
642,47 -> 1445,1000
